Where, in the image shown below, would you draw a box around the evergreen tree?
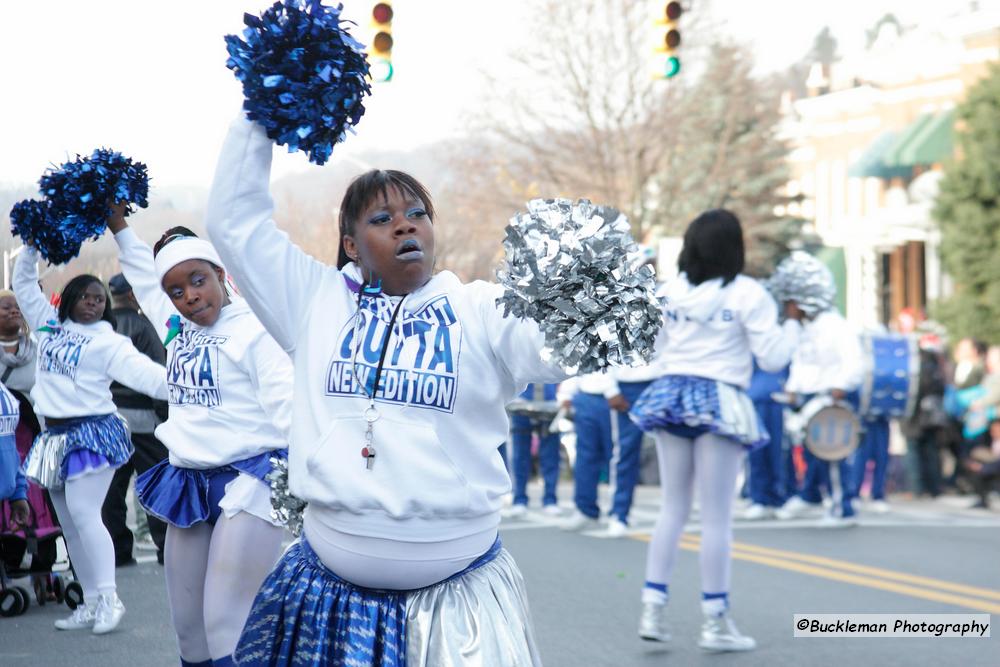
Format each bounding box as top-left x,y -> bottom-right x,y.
933,63 -> 1000,343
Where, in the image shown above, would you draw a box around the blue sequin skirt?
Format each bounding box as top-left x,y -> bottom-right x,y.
136,449 -> 286,528
235,535 -> 542,666
24,413 -> 132,489
630,375 -> 769,449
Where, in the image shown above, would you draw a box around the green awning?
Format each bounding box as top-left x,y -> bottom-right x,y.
899,109 -> 954,165
882,113 -> 935,168
848,131 -> 898,178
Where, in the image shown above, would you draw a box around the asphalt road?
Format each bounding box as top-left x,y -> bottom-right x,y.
2,484 -> 997,666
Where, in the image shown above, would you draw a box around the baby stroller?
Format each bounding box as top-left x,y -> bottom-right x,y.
0,396 -> 82,617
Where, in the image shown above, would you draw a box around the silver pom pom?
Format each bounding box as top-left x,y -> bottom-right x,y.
767,251 -> 836,317
496,198 -> 661,373
267,456 -> 306,536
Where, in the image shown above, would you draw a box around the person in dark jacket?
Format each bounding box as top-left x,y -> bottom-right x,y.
101,273 -> 169,565
901,340 -> 949,498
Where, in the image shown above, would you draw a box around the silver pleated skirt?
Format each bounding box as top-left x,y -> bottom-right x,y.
235,536 -> 542,666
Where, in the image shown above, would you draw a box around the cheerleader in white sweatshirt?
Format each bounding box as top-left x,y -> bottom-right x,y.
629,210 -> 802,652
14,248 -> 168,635
205,116 -> 576,667
103,207 -> 293,667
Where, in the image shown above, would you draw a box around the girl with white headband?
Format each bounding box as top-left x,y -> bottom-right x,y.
105,208 -> 293,667
13,249 -> 168,636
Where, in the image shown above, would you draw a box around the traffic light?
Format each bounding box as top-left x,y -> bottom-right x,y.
368,2 -> 393,82
653,2 -> 682,79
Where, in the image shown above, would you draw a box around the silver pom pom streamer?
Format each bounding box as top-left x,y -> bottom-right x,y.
496,198 -> 661,373
767,250 -> 836,317
267,456 -> 306,536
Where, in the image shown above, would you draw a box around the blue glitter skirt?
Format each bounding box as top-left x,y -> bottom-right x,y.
630,374 -> 768,449
235,535 -> 542,666
25,413 -> 133,489
136,449 -> 286,528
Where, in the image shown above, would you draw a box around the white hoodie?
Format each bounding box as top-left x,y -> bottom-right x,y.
652,273 -> 800,388
206,117 -> 566,542
113,227 -> 293,469
13,247 -> 168,418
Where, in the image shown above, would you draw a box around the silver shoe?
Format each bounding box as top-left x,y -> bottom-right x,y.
54,603 -> 95,631
638,602 -> 671,642
698,612 -> 756,651
92,592 -> 125,635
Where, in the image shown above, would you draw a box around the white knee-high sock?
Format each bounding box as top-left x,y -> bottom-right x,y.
202,513 -> 284,660
49,489 -> 98,602
165,523 -> 213,663
643,432 -> 695,603
55,469 -> 118,600
693,433 -> 745,602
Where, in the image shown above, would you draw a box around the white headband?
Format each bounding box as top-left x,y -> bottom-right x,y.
154,237 -> 226,282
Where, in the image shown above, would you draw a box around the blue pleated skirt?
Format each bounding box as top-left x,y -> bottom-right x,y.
235,535 -> 542,666
136,449 -> 286,528
630,374 -> 769,449
40,413 -> 133,483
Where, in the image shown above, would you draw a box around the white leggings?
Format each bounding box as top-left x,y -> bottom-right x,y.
49,467 -> 117,602
644,431 -> 745,595
165,512 -> 284,663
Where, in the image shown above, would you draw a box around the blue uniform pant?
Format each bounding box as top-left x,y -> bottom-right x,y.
748,400 -> 789,507
510,418 -> 561,507
851,418 -> 890,500
610,381 -> 652,524
571,392 -> 613,519
799,450 -> 855,517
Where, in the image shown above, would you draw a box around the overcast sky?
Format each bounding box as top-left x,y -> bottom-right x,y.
0,0 -> 977,191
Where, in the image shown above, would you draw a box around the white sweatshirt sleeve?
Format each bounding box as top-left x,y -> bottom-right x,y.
106,337 -> 169,401
473,282 -> 568,389
246,331 -> 294,443
831,324 -> 865,392
113,227 -> 176,341
205,115 -> 329,353
743,282 -> 800,373
555,377 -> 579,403
11,246 -> 57,332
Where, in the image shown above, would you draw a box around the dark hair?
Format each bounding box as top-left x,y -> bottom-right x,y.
676,209 -> 745,286
973,339 -> 989,358
153,226 -> 199,257
58,274 -> 115,327
336,170 -> 435,269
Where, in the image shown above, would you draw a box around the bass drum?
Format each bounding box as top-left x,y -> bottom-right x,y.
801,397 -> 862,462
859,333 -> 920,420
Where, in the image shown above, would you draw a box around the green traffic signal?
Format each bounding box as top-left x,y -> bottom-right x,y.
665,56 -> 680,78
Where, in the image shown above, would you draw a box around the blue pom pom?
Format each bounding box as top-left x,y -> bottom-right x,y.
15,149 -> 150,265
9,199 -> 87,265
225,1 -> 372,165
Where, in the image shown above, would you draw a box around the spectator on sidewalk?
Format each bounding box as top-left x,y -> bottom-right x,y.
101,273 -> 169,566
901,334 -> 949,498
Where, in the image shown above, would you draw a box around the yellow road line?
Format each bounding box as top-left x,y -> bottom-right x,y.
678,534 -> 1000,602
630,533 -> 1000,614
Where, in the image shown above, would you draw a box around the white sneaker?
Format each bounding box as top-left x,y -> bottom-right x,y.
54,604 -> 95,630
818,514 -> 858,528
870,500 -> 890,514
741,504 -> 774,520
542,504 -> 563,517
698,612 -> 756,652
501,504 -> 528,519
92,592 -> 125,635
638,602 -> 671,642
606,518 -> 629,538
775,496 -> 822,520
560,510 -> 599,532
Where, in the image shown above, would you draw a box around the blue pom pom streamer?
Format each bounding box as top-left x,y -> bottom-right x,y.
9,149 -> 150,265
225,0 -> 372,165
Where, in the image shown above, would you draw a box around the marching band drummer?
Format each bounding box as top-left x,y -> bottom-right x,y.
771,253 -> 864,525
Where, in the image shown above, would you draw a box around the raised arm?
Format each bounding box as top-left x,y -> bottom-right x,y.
108,215 -> 176,341
106,338 -> 169,401
205,115 -> 329,353
744,281 -> 801,373
11,246 -> 57,331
